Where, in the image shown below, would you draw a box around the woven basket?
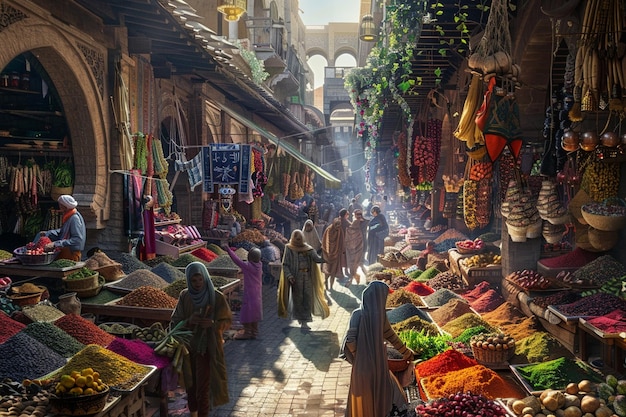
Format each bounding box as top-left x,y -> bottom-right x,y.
92,263 -> 125,282
388,358 -> 411,373
8,291 -> 43,307
588,227 -> 619,251
377,254 -> 412,269
581,201 -> 626,232
49,387 -> 109,416
454,242 -> 481,255
63,273 -> 100,291
471,345 -> 514,364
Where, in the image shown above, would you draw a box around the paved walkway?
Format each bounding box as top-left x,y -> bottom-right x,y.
188,277 -> 366,417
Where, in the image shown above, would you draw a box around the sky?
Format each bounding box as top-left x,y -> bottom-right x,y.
299,0 -> 360,89
298,0 -> 360,26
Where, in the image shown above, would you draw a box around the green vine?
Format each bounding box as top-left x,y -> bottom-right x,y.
345,0 -> 496,150
234,40 -> 270,85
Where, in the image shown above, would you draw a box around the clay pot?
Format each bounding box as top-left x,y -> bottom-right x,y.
601,131 -> 619,147
561,130 -> 580,152
580,131 -> 599,151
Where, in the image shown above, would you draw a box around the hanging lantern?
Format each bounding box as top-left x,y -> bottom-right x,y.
217,0 -> 247,22
359,15 -> 377,42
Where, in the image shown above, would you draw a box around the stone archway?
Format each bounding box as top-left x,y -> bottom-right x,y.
0,8 -> 110,229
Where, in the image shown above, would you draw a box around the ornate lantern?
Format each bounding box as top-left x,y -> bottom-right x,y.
217,0 -> 247,22
359,15 -> 377,42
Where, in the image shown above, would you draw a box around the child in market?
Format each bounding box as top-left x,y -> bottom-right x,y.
223,244 -> 263,339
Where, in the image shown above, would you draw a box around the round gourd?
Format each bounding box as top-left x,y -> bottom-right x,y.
480,55 -> 497,74
494,51 -> 512,74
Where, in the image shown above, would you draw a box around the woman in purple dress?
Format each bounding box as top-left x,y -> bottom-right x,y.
224,245 -> 263,339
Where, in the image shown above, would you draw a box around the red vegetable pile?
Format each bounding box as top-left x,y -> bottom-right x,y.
415,391 -> 508,417
24,236 -> 53,254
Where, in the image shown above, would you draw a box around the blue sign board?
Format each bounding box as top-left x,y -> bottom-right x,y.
202,144 -> 251,193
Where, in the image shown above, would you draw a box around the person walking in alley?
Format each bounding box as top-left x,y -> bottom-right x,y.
344,209 -> 366,285
321,208 -> 349,289
341,280 -> 414,417
223,245 -> 263,339
171,262 -> 232,417
302,219 -> 322,254
277,229 -> 329,330
366,205 -> 389,265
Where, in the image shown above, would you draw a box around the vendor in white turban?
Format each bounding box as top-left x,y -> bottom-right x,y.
40,194 -> 86,261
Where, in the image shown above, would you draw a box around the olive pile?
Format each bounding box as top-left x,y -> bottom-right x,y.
132,322 -> 167,342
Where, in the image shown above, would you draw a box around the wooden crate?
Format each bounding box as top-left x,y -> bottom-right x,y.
460,264 -> 503,287
101,386 -> 146,417
537,316 -> 578,355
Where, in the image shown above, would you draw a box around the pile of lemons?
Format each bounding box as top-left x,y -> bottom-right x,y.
55,368 -> 107,396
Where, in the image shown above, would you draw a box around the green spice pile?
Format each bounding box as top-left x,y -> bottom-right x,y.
80,289 -> 121,305
170,253 -> 210,268
392,315 -> 440,336
21,304 -> 65,322
513,331 -> 573,364
441,312 -> 495,338
516,357 -> 603,390
23,321 -> 85,357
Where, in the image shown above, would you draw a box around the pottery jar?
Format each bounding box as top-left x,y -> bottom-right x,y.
561,130 -> 580,152
57,292 -> 81,315
580,131 -> 599,151
601,132 -> 619,148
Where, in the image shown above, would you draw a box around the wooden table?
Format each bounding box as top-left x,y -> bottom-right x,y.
0,261 -> 85,279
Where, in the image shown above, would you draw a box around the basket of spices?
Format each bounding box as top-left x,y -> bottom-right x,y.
581,199 -> 626,232
63,267 -> 99,291
469,332 -> 515,366
387,345 -> 410,372
8,283 -> 46,306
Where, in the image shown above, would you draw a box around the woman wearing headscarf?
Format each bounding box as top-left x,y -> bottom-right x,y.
344,209 -> 365,285
341,281 -> 414,417
366,205 -> 389,265
278,229 -> 329,330
40,194 -> 86,261
321,208 -> 349,289
171,262 -> 232,417
301,219 -> 322,253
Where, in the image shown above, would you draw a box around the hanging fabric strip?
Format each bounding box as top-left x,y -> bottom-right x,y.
115,61 -> 134,171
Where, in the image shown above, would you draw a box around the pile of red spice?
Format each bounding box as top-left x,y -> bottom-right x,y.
587,309 -> 626,334
55,313 -> 115,346
403,280 -> 435,296
538,247 -> 600,269
470,289 -> 505,313
415,349 -> 478,379
461,281 -> 492,303
0,312 -> 26,343
191,247 -> 219,263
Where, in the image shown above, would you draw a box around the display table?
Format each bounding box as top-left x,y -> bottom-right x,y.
578,318 -> 619,371
0,261 -> 85,279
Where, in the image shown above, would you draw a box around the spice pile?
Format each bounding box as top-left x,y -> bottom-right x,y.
515,357 -> 603,390
59,344 -> 153,390
151,262 -> 185,283
0,332 -> 67,381
55,313 -> 116,346
23,321 -> 85,357
116,286 -> 178,309
113,269 -> 169,290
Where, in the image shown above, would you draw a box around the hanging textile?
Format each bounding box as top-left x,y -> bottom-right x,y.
114,60 -> 134,171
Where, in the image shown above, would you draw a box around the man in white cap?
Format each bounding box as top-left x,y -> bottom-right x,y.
40,194 -> 86,261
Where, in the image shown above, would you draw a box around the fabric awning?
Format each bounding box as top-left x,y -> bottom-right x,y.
213,101 -> 341,183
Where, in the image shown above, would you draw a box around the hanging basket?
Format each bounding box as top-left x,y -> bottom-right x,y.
51,186 -> 74,201
581,198 -> 626,232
